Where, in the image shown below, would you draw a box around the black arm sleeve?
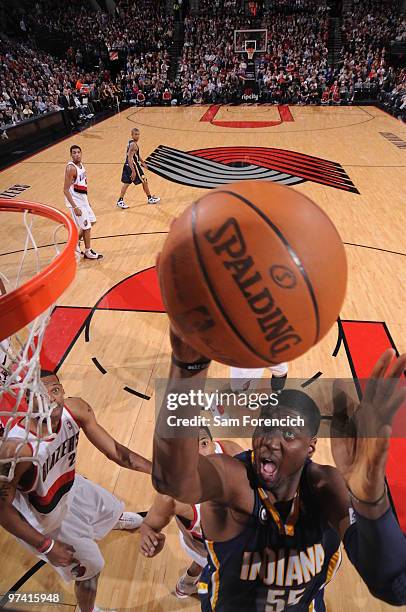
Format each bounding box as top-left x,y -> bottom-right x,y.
343,507 -> 406,606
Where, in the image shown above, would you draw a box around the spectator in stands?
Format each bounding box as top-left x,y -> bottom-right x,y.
136,90 -> 146,106
58,88 -> 80,130
36,96 -> 47,113
162,88 -> 172,105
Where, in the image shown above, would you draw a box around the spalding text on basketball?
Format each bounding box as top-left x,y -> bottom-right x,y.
204,218 -> 302,358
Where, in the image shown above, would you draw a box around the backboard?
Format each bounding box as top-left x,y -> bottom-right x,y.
234,29 -> 267,54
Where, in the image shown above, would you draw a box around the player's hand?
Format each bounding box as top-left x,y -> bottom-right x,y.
331,349 -> 406,503
46,540 -> 78,567
130,169 -> 136,181
139,523 -> 166,557
74,207 -> 82,216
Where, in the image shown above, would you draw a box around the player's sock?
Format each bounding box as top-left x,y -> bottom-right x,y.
186,569 -> 200,579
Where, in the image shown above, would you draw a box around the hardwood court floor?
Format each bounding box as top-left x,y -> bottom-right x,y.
0,105 -> 405,611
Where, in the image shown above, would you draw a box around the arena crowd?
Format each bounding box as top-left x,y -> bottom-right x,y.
0,38 -> 124,130
0,0 -> 405,129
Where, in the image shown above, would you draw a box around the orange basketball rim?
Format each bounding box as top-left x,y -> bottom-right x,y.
0,199 -> 78,342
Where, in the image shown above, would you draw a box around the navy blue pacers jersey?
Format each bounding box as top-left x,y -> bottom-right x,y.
199,452 -> 341,612
121,140 -> 146,185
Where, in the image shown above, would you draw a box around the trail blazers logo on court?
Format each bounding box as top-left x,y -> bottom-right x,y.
146,146 -> 359,193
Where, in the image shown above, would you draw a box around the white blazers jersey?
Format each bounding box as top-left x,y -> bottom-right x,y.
64,161 -> 88,208
176,441 -> 225,563
10,407 -> 80,533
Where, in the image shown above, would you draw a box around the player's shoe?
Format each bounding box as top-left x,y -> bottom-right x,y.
75,243 -> 83,257
83,249 -> 103,260
175,571 -> 200,598
117,198 -> 129,209
147,195 -> 160,204
113,511 -> 144,530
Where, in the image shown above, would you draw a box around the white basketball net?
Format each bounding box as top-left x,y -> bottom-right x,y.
0,209 -> 72,481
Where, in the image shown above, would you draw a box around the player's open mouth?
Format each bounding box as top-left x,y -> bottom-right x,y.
260,458 -> 278,481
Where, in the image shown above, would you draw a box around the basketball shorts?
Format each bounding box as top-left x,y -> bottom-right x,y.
230,364 -> 288,392
179,531 -> 207,568
121,162 -> 146,185
69,200 -> 96,231
16,474 -> 124,582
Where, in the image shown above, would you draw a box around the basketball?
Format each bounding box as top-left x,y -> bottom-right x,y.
158,181 -> 347,367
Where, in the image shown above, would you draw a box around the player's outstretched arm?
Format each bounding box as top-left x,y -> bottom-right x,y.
329,350 -> 406,605
139,494 -> 178,558
153,328 -> 244,505
0,440 -> 44,547
67,397 -> 152,474
143,493 -> 177,532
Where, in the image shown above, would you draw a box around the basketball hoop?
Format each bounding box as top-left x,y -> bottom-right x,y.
0,200 -> 77,481
246,47 -> 255,61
